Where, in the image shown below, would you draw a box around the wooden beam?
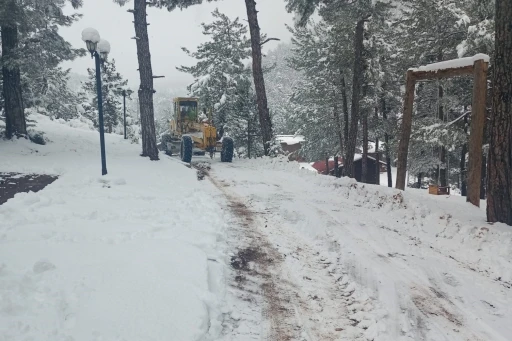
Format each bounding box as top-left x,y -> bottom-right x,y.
412,64 -> 474,81
395,70 -> 416,190
466,59 -> 488,206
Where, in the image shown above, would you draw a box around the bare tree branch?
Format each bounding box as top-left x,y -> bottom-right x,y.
260,37 -> 280,46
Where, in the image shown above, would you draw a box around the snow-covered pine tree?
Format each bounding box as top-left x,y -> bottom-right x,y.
0,0 -> 83,138
18,2 -> 85,114
177,9 -> 258,153
287,20 -> 352,162
321,0 -> 394,179
76,90 -> 97,126
41,67 -> 82,120
395,0 -> 478,188
263,43 -> 303,135
285,0 -> 495,191
227,77 -> 262,158
117,0 -> 275,155
82,58 -> 129,133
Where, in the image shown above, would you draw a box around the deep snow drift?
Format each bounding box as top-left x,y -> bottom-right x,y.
0,114 -> 230,341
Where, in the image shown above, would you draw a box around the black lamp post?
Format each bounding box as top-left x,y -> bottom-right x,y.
82,28 -> 110,176
117,88 -> 129,139
122,90 -> 127,139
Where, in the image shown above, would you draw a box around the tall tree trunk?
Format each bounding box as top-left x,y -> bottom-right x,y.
132,0 -> 159,160
362,108 -> 368,183
438,83 -> 447,187
382,98 -> 393,187
375,107 -> 380,185
481,151 -> 487,200
1,20 -> 27,138
344,18 -> 366,178
460,144 -> 468,196
341,74 -> 349,174
333,88 -> 344,157
245,0 -> 273,155
247,119 -> 251,159
487,0 -> 512,225
395,70 -> 415,190
460,114 -> 468,196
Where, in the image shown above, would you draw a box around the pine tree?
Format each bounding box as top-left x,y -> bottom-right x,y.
283,0 -> 500,195
287,20 -> 351,162
82,59 -> 129,133
116,0 -> 276,155
114,0 -> 160,159
486,0 -> 512,225
0,0 -> 83,138
177,9 -> 258,153
42,67 -> 82,120
263,43 -> 303,135
1,0 -> 27,138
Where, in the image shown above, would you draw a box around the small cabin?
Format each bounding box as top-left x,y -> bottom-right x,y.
276,135 -> 305,162
311,154 -> 387,185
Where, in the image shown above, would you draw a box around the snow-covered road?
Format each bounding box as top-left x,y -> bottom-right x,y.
1,115 -> 511,341
204,158 -> 512,341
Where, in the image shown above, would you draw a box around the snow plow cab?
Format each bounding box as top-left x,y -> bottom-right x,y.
160,97 -> 234,163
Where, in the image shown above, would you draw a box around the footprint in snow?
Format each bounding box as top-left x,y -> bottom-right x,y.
33,260 -> 56,274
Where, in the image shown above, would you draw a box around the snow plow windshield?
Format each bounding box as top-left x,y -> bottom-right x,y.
174,99 -> 198,121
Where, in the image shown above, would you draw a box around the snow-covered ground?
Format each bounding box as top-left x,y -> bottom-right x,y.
210,157 -> 512,340
1,115 -> 511,340
0,114 -> 230,340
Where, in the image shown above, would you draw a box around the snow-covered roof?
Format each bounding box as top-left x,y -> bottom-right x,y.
409,54 -> 489,72
353,153 -> 387,164
299,163 -> 317,172
276,135 -> 305,145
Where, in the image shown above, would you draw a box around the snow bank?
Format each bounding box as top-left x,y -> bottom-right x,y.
0,114 -> 230,340
243,156 -> 512,285
409,53 -> 490,72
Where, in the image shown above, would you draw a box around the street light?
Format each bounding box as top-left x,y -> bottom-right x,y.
82,28 -> 110,176
117,87 -> 131,140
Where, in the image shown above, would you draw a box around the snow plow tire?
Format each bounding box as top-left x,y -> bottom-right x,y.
181,136 -> 193,163
161,134 -> 172,154
221,137 -> 234,163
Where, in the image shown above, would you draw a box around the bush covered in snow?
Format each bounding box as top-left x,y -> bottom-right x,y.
27,130 -> 49,145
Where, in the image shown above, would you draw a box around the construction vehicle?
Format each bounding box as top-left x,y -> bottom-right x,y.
160,97 -> 234,163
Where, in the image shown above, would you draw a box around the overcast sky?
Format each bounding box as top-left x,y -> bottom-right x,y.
60,0 -> 296,93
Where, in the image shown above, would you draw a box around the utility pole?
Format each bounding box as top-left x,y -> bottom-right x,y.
122,90 -> 127,139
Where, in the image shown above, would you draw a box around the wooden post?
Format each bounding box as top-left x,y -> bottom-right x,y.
467,59 -> 488,207
334,156 -> 339,177
395,70 -> 416,190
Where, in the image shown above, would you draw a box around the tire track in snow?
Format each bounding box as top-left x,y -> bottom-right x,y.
205,168 -> 377,340
302,197 -> 490,341
207,174 -> 299,340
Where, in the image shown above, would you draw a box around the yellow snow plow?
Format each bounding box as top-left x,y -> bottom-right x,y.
160,97 -> 234,163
